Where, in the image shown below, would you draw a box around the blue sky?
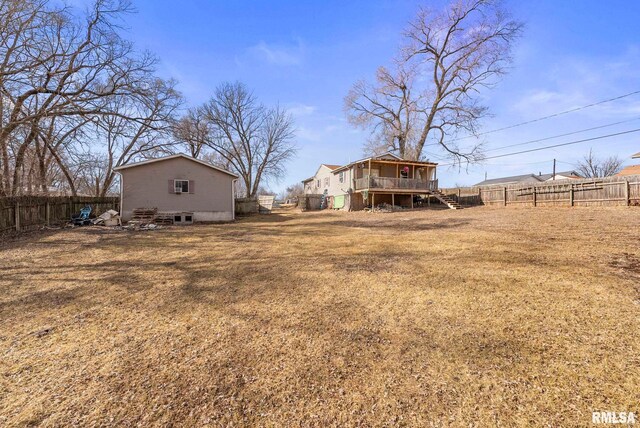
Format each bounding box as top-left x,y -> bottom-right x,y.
117,0 -> 640,189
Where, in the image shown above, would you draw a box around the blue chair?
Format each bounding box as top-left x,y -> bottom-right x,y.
71,205 -> 92,226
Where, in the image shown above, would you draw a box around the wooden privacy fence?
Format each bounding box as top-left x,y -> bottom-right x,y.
440,175 -> 640,208
0,196 -> 119,233
235,198 -> 259,215
299,194 -> 323,211
234,196 -> 277,215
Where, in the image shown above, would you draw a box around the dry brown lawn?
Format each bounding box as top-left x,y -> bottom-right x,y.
1,207 -> 639,427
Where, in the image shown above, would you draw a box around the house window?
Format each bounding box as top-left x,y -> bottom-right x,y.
317,179 -> 321,188
339,171 -> 344,183
324,177 -> 330,187
174,179 -> 189,193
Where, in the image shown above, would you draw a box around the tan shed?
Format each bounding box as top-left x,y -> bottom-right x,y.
114,154 -> 238,222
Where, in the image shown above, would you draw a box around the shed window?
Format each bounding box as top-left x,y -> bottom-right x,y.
174,179 -> 189,193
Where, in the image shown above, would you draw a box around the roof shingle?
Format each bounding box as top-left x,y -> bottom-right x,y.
617,164 -> 640,176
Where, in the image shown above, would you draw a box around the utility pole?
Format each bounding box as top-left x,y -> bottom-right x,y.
552,159 -> 556,181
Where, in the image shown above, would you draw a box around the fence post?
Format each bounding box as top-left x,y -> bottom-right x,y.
624,180 -> 630,206
15,201 -> 20,231
570,185 -> 574,207
503,187 -> 507,206
46,201 -> 50,226
533,187 -> 537,207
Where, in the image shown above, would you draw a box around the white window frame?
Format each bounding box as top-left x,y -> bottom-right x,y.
324,177 -> 330,187
339,171 -> 344,183
174,179 -> 189,193
317,179 -> 321,188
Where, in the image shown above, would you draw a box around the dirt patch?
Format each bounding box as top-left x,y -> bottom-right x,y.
610,252 -> 640,277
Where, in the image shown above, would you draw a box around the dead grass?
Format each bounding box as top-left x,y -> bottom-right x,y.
1,206 -> 639,427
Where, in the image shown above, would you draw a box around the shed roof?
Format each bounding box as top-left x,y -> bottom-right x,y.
113,154 -> 238,178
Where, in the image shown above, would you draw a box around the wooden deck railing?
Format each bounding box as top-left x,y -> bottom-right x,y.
355,176 -> 438,191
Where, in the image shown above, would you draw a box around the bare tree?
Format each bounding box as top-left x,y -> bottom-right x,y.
346,62 -> 423,159
172,108 -> 209,158
90,78 -> 181,196
200,82 -> 296,198
575,149 -> 624,178
346,0 -> 522,164
0,0 -> 161,196
281,182 -> 304,201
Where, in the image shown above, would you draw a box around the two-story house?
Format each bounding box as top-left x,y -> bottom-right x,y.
302,153 -> 442,211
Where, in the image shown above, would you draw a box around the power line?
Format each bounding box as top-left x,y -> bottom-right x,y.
475,159 -> 557,167
438,127 -> 640,166
423,89 -> 640,148
483,117 -> 640,153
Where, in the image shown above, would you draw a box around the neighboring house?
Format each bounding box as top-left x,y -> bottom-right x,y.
302,164 -> 341,195
617,165 -> 640,176
303,152 -> 438,210
616,151 -> 640,177
114,154 -> 238,222
474,170 -> 581,186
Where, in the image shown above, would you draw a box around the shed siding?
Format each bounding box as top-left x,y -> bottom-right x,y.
120,157 -> 234,222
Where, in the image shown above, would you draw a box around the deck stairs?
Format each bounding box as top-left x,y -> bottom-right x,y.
431,190 -> 463,210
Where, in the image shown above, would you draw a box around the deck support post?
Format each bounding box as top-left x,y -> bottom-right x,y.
411,194 -> 414,209
46,202 -> 50,226
372,192 -> 375,209
391,193 -> 395,210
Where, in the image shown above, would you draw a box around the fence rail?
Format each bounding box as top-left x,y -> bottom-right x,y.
0,196 -> 119,234
355,176 -> 438,191
439,175 -> 640,208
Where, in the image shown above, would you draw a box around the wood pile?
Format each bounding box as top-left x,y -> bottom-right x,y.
153,213 -> 175,225
130,208 -> 157,225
